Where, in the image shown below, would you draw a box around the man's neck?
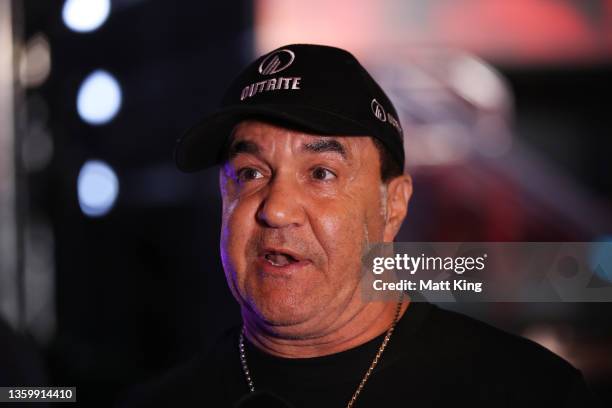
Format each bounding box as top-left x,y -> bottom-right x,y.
242,299 -> 410,358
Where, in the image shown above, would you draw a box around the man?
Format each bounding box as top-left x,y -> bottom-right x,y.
125,44 -> 598,407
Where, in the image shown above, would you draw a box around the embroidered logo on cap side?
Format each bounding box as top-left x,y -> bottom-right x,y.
371,99 -> 387,122
259,49 -> 295,75
371,98 -> 403,135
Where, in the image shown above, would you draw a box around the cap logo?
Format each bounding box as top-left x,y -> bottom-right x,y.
371,98 -> 387,122
259,49 -> 295,75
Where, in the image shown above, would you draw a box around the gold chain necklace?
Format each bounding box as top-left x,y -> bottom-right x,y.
238,295 -> 404,408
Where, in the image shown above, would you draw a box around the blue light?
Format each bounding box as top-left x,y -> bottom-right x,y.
589,236 -> 612,283
62,0 -> 111,33
77,70 -> 122,125
78,160 -> 119,217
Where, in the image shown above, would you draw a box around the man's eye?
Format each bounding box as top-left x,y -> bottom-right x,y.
237,167 -> 264,183
311,167 -> 336,181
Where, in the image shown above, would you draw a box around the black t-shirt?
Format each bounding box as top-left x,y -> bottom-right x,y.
121,302 -> 599,407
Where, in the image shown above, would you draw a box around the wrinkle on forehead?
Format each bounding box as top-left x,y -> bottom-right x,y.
229,120 -> 373,164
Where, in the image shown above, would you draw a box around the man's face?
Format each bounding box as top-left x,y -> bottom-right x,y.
219,120 -> 398,336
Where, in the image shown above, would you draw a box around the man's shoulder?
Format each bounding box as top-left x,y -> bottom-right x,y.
422,303 -> 576,374
116,327 -> 240,408
405,303 -> 595,403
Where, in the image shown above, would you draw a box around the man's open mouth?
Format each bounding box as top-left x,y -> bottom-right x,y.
264,252 -> 299,267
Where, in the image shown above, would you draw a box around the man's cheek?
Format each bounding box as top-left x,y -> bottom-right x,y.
317,206 -> 365,259
228,199 -> 259,255
220,205 -> 242,262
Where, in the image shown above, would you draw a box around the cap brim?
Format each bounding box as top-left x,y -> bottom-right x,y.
174,104 -> 373,172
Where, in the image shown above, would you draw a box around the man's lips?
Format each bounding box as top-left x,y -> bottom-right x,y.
256,247 -> 312,274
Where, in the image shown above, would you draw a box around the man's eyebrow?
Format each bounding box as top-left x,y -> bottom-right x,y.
302,139 -> 347,159
228,140 -> 260,159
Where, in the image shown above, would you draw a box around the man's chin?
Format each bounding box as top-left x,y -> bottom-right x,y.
251,301 -> 313,328
244,280 -> 322,323
243,294 -> 326,333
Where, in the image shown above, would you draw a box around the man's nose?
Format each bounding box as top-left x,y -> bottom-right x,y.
256,174 -> 305,228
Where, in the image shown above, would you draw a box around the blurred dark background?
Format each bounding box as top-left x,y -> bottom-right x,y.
0,0 -> 611,406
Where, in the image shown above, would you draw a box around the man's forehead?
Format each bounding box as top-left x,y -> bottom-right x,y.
229,119 -> 367,151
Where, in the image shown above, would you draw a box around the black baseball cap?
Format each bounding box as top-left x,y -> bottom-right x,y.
174,44 -> 404,172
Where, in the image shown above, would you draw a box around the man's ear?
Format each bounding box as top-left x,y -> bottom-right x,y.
383,174 -> 413,242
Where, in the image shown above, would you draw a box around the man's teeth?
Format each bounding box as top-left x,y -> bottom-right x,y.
265,253 -> 295,266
